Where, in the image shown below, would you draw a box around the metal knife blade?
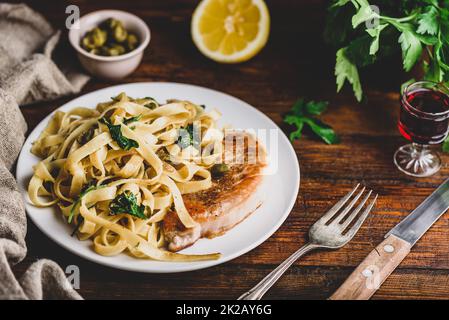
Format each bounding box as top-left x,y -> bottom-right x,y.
386,177 -> 449,246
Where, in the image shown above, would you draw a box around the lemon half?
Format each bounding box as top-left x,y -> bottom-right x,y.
191,0 -> 270,63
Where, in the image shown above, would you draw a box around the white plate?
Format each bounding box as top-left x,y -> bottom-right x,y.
16,82 -> 300,273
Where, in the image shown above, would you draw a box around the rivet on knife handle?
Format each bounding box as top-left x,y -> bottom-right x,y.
329,234 -> 411,300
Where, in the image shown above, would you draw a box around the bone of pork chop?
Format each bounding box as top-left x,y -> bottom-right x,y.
163,131 -> 267,252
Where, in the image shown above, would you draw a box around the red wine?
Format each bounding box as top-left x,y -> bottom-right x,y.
398,88 -> 449,144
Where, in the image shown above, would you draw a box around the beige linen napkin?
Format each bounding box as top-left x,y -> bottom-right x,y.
0,3 -> 89,299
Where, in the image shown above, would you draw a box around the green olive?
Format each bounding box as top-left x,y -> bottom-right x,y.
211,163 -> 229,178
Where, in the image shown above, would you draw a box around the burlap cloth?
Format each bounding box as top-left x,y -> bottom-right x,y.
0,3 -> 90,299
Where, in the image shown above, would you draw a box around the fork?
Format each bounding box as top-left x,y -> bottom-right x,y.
238,184 -> 377,300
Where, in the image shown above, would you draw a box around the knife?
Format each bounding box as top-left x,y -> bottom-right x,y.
330,178 -> 449,300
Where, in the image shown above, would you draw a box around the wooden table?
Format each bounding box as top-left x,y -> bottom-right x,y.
13,0 -> 449,299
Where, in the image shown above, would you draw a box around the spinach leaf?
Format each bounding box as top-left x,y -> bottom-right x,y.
109,191 -> 146,219
68,182 -> 103,224
99,117 -> 139,150
123,114 -> 142,125
71,216 -> 84,237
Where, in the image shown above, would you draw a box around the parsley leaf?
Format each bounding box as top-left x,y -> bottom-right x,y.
284,114 -> 304,141
351,0 -> 378,29
303,118 -> 340,145
366,24 -> 388,55
336,48 -> 363,101
109,191 -> 146,220
304,100 -> 329,115
398,26 -> 423,72
99,117 -> 139,151
443,136 -> 449,153
284,99 -> 339,145
417,6 -> 439,36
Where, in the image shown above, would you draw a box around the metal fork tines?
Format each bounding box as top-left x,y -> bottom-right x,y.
238,184 -> 378,300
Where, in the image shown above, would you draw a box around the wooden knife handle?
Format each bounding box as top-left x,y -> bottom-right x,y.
329,234 -> 412,300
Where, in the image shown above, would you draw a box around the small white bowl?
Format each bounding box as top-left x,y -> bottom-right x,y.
68,10 -> 150,80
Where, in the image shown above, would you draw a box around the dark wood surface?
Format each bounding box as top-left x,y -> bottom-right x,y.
12,0 -> 449,299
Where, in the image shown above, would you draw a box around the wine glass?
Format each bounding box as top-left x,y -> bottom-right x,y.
394,81 -> 449,177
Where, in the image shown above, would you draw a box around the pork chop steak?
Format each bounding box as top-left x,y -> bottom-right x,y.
163,131 -> 267,252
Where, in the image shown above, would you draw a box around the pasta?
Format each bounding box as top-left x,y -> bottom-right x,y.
28,93 -> 224,261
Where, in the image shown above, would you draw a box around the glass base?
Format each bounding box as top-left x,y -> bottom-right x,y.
394,143 -> 441,177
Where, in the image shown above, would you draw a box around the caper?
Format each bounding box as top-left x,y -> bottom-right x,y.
157,148 -> 171,162
110,44 -> 126,55
111,93 -> 129,101
100,18 -> 120,31
144,101 -> 158,110
81,37 -> 94,50
81,27 -> 107,50
126,33 -> 139,51
93,28 -> 107,45
99,46 -> 111,56
109,47 -> 121,56
113,24 -> 128,42
211,163 -> 229,178
89,48 -> 100,55
98,45 -> 121,56
140,97 -> 159,109
77,125 -> 96,145
81,17 -> 140,56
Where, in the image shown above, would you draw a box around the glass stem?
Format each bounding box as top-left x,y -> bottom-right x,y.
411,143 -> 427,156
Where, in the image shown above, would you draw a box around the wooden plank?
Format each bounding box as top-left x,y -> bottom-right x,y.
15,255 -> 449,299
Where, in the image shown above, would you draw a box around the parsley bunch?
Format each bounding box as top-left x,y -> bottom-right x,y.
284,99 -> 339,144
327,0 -> 449,101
